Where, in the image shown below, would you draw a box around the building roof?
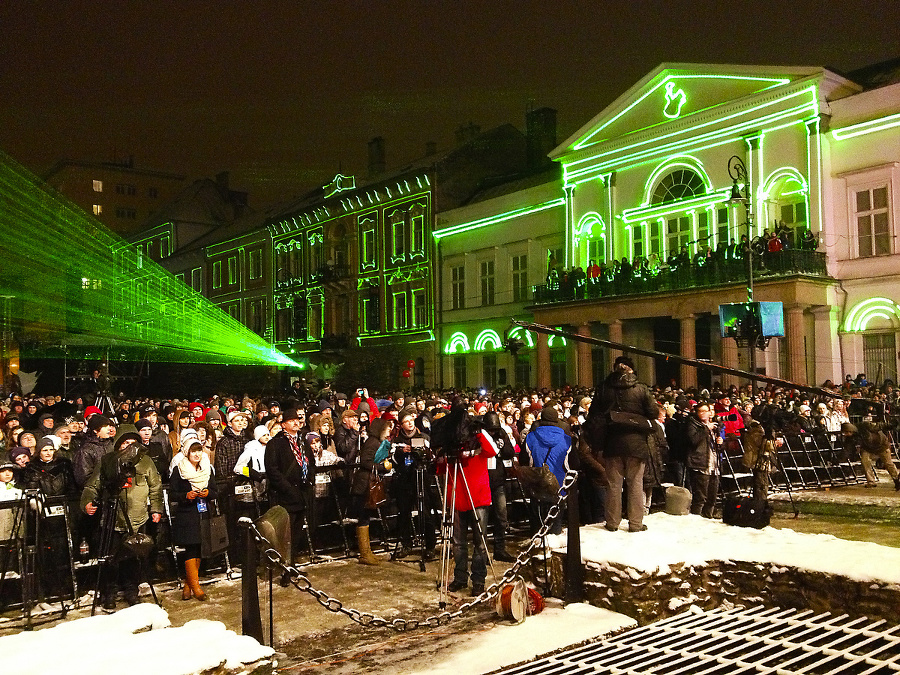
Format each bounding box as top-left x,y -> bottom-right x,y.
846,56 -> 900,90
44,158 -> 185,181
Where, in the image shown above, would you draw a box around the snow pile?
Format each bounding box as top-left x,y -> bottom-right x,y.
411,602 -> 635,675
566,512 -> 900,583
1,604 -> 275,675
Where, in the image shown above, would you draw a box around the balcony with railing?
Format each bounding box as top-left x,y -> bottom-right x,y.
312,263 -> 349,284
532,249 -> 829,305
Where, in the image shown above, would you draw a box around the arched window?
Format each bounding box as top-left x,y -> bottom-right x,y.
651,169 -> 705,205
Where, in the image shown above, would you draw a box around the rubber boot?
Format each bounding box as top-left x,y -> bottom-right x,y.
186,558 -> 207,601
356,525 -> 381,565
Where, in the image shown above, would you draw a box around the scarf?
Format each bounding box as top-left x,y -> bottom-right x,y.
287,433 -> 308,481
177,449 -> 212,491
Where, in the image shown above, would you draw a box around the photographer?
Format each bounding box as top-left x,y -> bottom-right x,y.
686,403 -> 723,518
390,407 -> 437,560
80,431 -> 163,610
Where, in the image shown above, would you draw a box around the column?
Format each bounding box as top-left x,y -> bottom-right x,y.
721,336 -> 739,390
536,331 -> 551,390
576,323 -> 592,388
678,314 -> 697,390
811,305 -> 841,387
607,319 -> 623,364
785,304 -> 807,384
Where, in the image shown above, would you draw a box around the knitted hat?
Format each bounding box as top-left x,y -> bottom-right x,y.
135,418 -> 153,432
305,431 -> 321,445
84,405 -> 103,419
87,414 -> 115,433
254,425 -> 270,441
540,407 -> 559,423
9,446 -> 30,463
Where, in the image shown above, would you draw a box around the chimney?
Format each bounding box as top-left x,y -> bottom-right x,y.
425,141 -> 437,156
368,137 -> 386,177
455,122 -> 481,146
526,107 -> 557,169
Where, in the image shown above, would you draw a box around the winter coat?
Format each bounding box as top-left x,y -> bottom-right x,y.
438,431 -> 497,512
264,431 -> 315,513
586,368 -> 658,460
685,416 -> 718,473
215,426 -> 245,477
21,456 -> 77,499
80,450 -> 164,532
73,435 -> 113,488
169,464 -> 218,548
350,435 -> 381,497
333,423 -> 361,461
484,426 -> 516,488
523,422 -> 572,490
644,421 -> 668,488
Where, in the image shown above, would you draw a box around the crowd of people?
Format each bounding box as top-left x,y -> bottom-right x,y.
543,224 -> 821,301
1,361 -> 898,610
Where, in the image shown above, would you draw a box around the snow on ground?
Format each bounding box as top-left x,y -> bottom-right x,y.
408,602 -> 636,675
548,512 -> 900,584
1,604 -> 275,675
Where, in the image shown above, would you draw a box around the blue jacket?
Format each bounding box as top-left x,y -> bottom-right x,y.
524,423 -> 572,488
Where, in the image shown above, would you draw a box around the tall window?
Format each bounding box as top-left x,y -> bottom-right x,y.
190,267 -> 201,292
453,355 -> 467,389
856,186 -> 890,258
698,212 -> 710,252
512,254 -> 528,302
227,256 -> 237,284
480,260 -> 495,306
588,238 -> 605,263
482,354 -> 497,390
667,216 -> 692,258
393,292 -> 407,330
716,207 -> 730,248
864,332 -> 898,384
212,261 -> 222,289
92,204 -> 102,215
249,249 -> 262,280
411,213 -> 425,253
248,298 -> 265,335
362,228 -> 376,267
451,265 -> 465,310
92,180 -> 103,192
413,289 -> 427,328
160,236 -> 170,258
632,224 -> 644,259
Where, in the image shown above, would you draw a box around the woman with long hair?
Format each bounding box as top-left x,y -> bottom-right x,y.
168,410 -> 194,457
347,417 -> 391,565
169,437 -> 217,601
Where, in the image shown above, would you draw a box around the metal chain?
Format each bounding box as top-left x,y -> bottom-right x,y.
246,470 -> 578,631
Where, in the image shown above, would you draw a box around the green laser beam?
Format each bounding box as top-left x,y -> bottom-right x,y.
0,149 -> 298,368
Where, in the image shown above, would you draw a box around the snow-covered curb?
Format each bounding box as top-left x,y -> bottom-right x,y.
543,512 -> 900,584
1,604 -> 275,675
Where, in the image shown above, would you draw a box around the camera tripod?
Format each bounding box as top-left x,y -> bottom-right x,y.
436,453 -> 497,606
0,492 -> 77,629
390,463 -> 438,572
90,493 -> 160,615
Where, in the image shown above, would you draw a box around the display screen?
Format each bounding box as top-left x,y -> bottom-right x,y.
719,302 -> 784,339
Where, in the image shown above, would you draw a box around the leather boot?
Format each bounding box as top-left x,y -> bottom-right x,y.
356,526 -> 381,565
186,558 -> 207,601
181,561 -> 192,601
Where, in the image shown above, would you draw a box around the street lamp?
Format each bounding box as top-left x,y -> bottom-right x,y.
727,155 -> 753,303
727,155 -> 759,390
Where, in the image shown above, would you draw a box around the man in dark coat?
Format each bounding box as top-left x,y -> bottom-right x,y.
265,408 -> 316,579
586,355 -> 658,532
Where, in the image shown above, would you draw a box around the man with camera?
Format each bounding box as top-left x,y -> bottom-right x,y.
686,403 -> 724,518
80,430 -> 163,610
391,406 -> 437,560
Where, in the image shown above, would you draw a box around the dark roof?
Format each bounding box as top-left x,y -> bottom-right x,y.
847,56 -> 900,90
44,159 -> 185,181
461,163 -> 562,207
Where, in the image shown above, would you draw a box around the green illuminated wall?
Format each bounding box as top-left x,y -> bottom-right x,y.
0,149 -> 298,367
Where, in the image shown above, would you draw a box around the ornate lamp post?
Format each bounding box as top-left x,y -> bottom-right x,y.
727,155 -> 759,389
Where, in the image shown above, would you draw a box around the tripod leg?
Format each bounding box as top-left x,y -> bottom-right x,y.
456,465 -> 497,582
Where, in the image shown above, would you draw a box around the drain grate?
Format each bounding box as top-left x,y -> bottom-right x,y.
496,605 -> 900,674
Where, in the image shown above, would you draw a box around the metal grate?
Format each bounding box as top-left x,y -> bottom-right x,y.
495,605 -> 900,674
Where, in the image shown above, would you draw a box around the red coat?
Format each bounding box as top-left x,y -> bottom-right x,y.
438,431 -> 497,512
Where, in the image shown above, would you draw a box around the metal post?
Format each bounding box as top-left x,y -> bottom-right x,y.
240,519 -> 263,642
564,479 -> 584,603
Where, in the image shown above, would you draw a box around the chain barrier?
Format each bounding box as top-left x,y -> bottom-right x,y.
245,470 -> 578,631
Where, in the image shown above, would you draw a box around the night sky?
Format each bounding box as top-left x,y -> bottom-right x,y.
2,1 -> 899,207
